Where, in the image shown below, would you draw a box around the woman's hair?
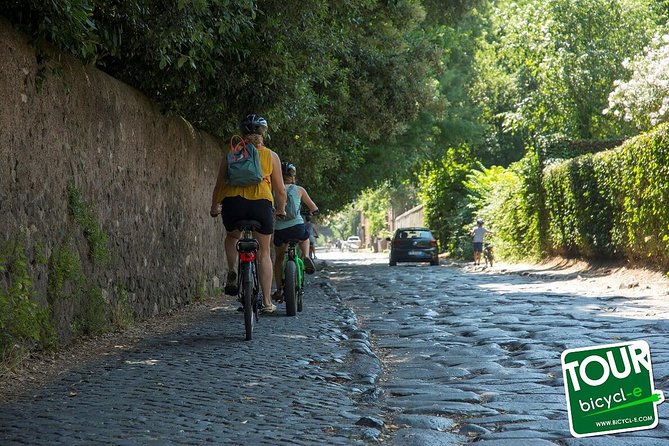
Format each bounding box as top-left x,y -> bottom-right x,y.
244,133 -> 263,146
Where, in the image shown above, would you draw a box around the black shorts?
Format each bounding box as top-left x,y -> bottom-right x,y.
273,224 -> 309,246
473,242 -> 483,253
221,197 -> 274,235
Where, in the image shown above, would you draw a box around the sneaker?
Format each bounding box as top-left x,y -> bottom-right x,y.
261,303 -> 277,314
303,256 -> 316,275
224,270 -> 238,295
272,290 -> 284,303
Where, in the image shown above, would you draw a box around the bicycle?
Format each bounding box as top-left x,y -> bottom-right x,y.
483,243 -> 494,267
280,238 -> 305,316
232,219 -> 264,340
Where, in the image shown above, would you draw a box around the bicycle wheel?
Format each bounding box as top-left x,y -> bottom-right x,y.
297,260 -> 305,312
297,288 -> 304,312
241,262 -> 254,340
283,260 -> 297,316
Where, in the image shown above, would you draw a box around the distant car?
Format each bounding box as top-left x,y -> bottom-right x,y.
388,227 -> 439,266
345,236 -> 361,251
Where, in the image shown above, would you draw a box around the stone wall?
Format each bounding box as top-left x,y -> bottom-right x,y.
0,19 -> 227,345
394,204 -> 425,229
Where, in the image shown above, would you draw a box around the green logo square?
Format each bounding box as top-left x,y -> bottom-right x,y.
561,340 -> 664,437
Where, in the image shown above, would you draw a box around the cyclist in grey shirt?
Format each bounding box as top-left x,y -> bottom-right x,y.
470,219 -> 492,266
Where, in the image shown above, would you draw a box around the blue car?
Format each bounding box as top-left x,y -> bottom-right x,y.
388,227 -> 439,266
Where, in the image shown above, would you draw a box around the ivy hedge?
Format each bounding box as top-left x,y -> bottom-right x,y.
543,123 -> 669,267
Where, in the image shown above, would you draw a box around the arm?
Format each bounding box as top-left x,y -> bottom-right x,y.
210,156 -> 228,217
297,186 -> 318,214
270,151 -> 287,216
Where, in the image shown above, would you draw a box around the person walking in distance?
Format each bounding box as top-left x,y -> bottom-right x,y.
304,214 -> 319,259
210,114 -> 287,314
470,218 -> 492,266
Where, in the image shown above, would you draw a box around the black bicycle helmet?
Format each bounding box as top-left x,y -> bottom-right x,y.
240,114 -> 268,135
281,161 -> 296,177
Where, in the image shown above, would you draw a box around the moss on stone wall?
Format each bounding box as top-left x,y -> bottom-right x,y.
110,285 -> 134,329
73,286 -> 109,336
0,237 -> 56,364
47,242 -> 85,304
67,184 -> 110,266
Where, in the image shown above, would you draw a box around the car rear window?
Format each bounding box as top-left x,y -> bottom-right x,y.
397,230 -> 433,239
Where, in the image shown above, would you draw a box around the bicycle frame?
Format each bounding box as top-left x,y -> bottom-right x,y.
283,241 -> 305,290
483,243 -> 494,267
236,225 -> 262,340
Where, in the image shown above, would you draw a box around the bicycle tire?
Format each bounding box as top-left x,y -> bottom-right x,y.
296,257 -> 305,312
241,262 -> 254,340
283,260 -> 298,316
297,288 -> 304,312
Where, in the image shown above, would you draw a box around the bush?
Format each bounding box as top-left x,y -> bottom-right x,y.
0,239 -> 55,363
419,148 -> 475,254
543,123 -> 669,267
464,150 -> 542,262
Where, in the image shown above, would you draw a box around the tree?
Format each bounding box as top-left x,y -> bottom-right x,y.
356,185 -> 391,240
1,0 -> 468,213
478,0 -> 663,141
604,34 -> 669,131
418,147 -> 476,253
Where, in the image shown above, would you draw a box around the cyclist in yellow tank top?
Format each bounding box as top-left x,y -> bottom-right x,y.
210,114 -> 287,314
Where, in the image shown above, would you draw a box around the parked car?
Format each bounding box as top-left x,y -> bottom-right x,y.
387,227 -> 439,266
345,236 -> 361,251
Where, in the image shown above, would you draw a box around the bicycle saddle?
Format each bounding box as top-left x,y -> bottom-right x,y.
234,220 -> 262,231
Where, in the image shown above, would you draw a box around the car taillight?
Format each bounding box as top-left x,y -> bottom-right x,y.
430,240 -> 437,247
393,239 -> 400,247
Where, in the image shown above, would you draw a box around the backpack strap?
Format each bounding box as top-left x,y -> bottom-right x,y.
230,135 -> 246,153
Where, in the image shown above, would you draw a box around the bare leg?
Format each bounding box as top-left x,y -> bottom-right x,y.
273,243 -> 287,292
254,232 -> 274,307
299,239 -> 310,261
225,230 -> 241,273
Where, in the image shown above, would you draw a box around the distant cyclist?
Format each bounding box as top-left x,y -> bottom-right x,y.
272,162 -> 318,302
210,114 -> 287,314
470,218 -> 493,266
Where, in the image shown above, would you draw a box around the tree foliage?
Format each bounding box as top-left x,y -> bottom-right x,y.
356,184 -> 391,239
604,34 -> 669,131
474,0 -> 663,141
1,0 -> 474,212
6,0 -> 669,266
417,147 -> 475,254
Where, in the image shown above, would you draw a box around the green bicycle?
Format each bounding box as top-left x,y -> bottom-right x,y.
281,238 -> 305,316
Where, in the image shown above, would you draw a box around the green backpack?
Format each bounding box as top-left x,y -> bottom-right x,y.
285,184 -> 302,219
226,135 -> 264,186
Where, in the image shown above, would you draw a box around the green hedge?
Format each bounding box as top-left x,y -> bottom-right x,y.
463,151 -> 543,261
543,123 -> 669,267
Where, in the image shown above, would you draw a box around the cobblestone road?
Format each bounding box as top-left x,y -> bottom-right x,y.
2,251 -> 669,445
0,268 -> 384,445
324,252 -> 669,445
